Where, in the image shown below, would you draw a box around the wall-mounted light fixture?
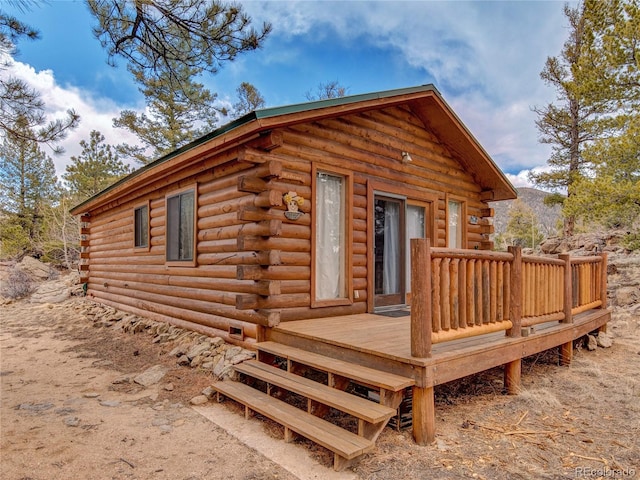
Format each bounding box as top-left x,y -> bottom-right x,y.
401,151 -> 413,164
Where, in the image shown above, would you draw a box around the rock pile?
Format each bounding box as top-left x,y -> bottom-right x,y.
17,256 -> 55,280
538,230 -> 640,311
539,230 -> 632,256
73,301 -> 255,381
1,257 -> 83,302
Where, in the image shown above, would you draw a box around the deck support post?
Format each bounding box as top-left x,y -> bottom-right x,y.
256,325 -> 267,343
412,385 -> 435,445
560,254 -> 573,324
504,359 -> 521,394
411,238 -> 432,358
507,246 -> 522,337
560,341 -> 573,366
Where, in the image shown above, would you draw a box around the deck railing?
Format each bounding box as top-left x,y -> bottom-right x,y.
521,256 -> 565,327
428,248 -> 514,343
410,239 -> 608,358
569,256 -> 607,315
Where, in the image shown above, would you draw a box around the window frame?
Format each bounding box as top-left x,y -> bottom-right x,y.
445,194 -> 467,249
311,164 -> 353,308
165,185 -> 197,267
133,201 -> 150,252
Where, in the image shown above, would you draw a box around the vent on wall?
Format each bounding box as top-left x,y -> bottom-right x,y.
229,326 -> 244,340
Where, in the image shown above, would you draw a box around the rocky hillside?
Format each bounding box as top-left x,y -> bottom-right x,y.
491,187 -> 562,237
537,231 -> 639,310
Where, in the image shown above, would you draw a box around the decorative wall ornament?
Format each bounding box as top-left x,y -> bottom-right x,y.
283,191 -> 305,220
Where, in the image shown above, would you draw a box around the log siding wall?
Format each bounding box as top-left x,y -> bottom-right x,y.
81,105 -> 497,345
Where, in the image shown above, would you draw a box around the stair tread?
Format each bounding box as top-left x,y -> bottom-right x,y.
256,341 -> 415,391
212,380 -> 374,459
236,360 -> 395,423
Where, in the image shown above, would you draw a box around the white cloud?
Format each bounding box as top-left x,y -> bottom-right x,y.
3,58 -> 142,177
506,170 -> 536,188
505,165 -> 559,191
243,0 -> 567,173
2,1 -> 574,183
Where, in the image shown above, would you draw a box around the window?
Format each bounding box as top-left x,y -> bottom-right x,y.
134,204 -> 149,249
314,171 -> 348,302
166,189 -> 195,262
447,199 -> 464,248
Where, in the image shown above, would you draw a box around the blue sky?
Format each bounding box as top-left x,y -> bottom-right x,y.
2,0 -> 574,187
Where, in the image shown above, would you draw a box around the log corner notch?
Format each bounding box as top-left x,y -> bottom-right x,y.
79,214 -> 91,284
479,207 -> 495,250
235,140 -> 284,328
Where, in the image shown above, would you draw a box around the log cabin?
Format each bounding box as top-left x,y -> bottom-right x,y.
71,85 -> 610,470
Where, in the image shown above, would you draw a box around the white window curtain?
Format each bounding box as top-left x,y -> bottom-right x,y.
382,201 -> 400,294
406,205 -> 425,289
316,173 -> 345,300
179,191 -> 194,260
448,200 -> 461,248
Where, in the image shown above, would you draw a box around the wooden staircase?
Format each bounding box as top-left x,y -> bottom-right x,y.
212,341 -> 415,471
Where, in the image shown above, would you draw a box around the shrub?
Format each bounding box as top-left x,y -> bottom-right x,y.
622,232 -> 640,251
1,268 -> 34,299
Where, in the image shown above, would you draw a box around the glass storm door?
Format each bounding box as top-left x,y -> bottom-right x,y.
406,204 -> 426,303
374,196 -> 405,307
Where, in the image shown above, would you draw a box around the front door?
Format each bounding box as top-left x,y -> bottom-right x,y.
374,196 -> 405,307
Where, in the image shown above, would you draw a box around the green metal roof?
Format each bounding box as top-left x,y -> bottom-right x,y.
252,84 -> 438,118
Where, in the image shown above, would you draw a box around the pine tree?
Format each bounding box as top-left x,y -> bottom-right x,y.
63,130 -> 130,201
0,119 -> 58,256
114,63 -> 221,165
563,0 -> 640,230
530,3 -> 617,237
0,4 -> 79,153
232,82 -> 265,118
565,117 -> 640,229
88,0 -> 271,88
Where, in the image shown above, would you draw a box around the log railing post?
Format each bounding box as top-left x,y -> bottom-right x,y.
507,246 -> 521,338
560,254 -> 573,324
559,253 -> 574,365
600,252 -> 608,310
505,246 -> 522,394
411,238 -> 432,358
599,252 -> 608,334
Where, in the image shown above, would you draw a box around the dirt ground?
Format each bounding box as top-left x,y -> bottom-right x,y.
1,294 -> 639,480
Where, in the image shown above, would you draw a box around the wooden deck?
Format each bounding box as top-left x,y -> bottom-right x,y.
267,305 -> 610,445
215,243 -> 610,463
268,308 -> 611,386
